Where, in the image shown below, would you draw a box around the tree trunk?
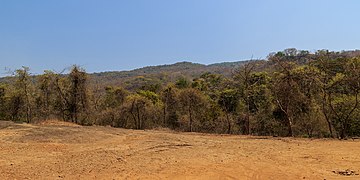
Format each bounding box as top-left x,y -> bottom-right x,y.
130,101 -> 138,129
226,113 -> 231,134
276,99 -> 293,137
245,113 -> 250,135
287,116 -> 293,137
321,91 -> 334,138
245,95 -> 250,135
163,103 -> 167,125
137,106 -> 141,129
188,106 -> 192,132
24,84 -> 31,123
323,112 -> 334,138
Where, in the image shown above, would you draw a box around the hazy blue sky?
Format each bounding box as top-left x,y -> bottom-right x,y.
1,0 -> 359,75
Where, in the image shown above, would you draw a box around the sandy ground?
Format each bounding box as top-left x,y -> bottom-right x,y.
0,120 -> 359,180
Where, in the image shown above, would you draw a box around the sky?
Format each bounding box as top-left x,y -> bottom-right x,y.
0,0 -> 360,76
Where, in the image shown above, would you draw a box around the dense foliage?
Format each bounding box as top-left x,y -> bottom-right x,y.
0,49 -> 359,139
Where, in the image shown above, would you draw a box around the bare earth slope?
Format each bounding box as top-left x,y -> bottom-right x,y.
0,121 -> 359,180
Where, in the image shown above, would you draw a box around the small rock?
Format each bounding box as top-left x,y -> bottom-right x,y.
333,169 -> 359,176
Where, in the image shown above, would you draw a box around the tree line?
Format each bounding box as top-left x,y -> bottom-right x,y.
0,49 -> 359,139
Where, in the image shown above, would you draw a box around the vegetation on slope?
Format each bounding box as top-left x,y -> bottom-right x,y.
0,48 -> 359,139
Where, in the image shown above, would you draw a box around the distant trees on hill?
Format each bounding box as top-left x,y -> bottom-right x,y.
0,49 -> 359,139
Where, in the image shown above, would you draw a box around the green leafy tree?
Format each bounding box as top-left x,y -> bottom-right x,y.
104,86 -> 127,108
246,72 -> 274,136
97,86 -> 128,126
270,57 -> 302,137
36,70 -> 56,120
175,76 -> 190,89
234,62 -> 259,134
124,94 -> 155,129
326,58 -> 360,138
218,89 -> 238,134
179,88 -> 207,132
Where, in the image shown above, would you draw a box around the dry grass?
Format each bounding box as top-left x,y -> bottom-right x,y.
0,120 -> 359,179
34,119 -> 80,127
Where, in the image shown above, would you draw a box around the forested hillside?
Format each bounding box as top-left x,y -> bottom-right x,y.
0,49 -> 359,139
89,60 -> 252,89
0,61 -> 251,90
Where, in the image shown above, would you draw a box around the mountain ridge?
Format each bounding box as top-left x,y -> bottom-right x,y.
88,60 -> 254,88
91,60 -> 250,76
0,60 -> 254,89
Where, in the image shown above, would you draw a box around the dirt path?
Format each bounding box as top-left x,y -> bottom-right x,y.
0,121 -> 359,179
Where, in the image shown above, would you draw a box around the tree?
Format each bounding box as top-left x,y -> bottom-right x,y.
68,66 -> 88,124
104,86 -> 127,108
326,57 -> 360,138
245,72 -> 274,136
270,57 -> 301,137
14,67 -> 33,123
175,76 -> 190,89
8,93 -> 23,121
0,84 -> 6,119
312,56 -> 360,138
1,49 -> 359,137
234,62 -> 258,135
291,65 -> 324,137
54,66 -> 89,124
179,88 -> 206,132
192,72 -> 223,99
96,86 -> 128,126
137,90 -> 160,105
161,84 -> 180,128
283,48 -> 298,57
125,94 -> 153,129
36,70 -> 56,120
218,89 -> 238,134
311,54 -> 345,137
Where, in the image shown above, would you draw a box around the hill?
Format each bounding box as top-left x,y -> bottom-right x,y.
88,60 -> 253,88
2,49 -> 360,87
0,60 -> 253,88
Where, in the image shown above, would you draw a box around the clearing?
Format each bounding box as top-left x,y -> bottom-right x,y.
0,120 -> 359,179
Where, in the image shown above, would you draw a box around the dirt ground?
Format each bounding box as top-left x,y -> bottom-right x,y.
0,120 -> 359,180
